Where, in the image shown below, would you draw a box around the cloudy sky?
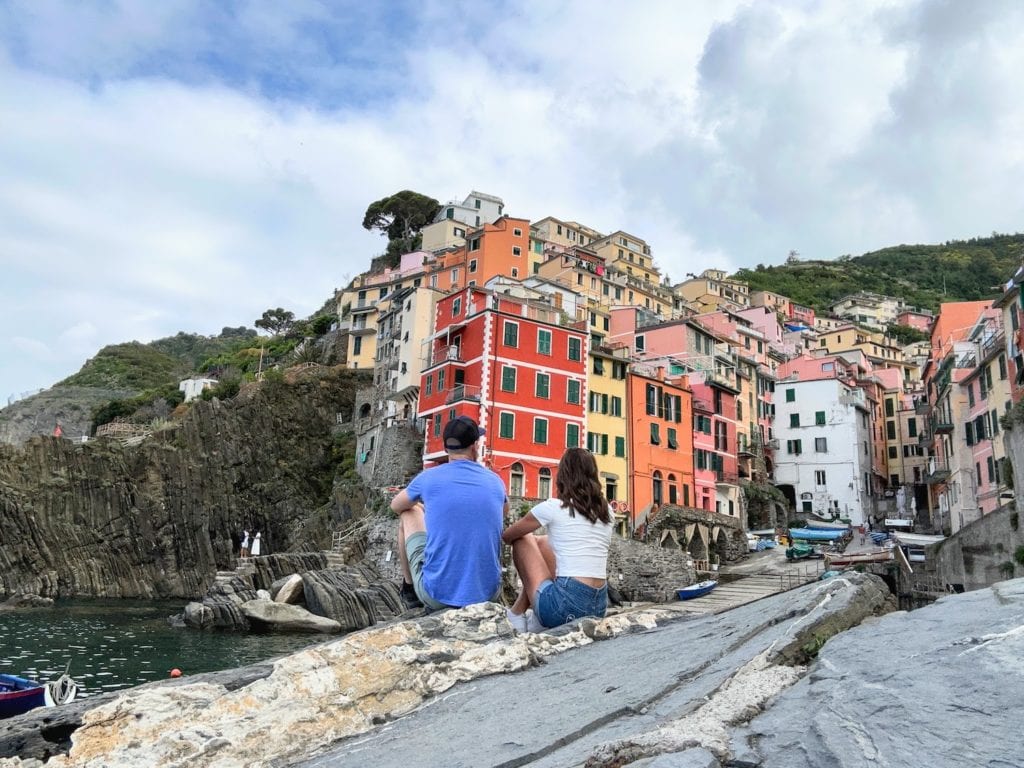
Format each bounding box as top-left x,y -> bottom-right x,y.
2,0 -> 1023,402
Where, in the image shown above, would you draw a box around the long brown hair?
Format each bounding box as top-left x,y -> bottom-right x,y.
556,447 -> 611,524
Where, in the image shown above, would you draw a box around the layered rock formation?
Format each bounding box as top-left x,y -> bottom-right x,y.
0,367 -> 371,600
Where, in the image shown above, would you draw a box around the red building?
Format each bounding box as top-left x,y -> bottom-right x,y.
417,286 -> 588,498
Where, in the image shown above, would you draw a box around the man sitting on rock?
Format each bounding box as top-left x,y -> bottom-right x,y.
390,415 -> 507,612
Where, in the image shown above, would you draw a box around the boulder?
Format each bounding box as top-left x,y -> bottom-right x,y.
241,600 -> 341,633
256,589 -> 271,601
274,574 -> 305,604
0,593 -> 54,609
302,563 -> 403,631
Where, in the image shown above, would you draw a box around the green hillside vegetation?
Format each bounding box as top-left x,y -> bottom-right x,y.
734,233 -> 1024,313
60,342 -> 188,391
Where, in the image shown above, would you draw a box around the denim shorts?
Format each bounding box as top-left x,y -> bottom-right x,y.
535,576 -> 608,628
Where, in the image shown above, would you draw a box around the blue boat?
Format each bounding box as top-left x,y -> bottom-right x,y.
0,673 -> 77,719
677,580 -> 718,600
789,527 -> 848,542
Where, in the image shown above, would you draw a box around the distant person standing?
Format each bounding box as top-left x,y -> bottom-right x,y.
240,530 -> 251,559
251,532 -> 262,557
390,415 -> 507,611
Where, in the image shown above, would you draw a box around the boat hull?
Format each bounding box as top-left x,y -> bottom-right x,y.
0,676 -> 46,719
677,580 -> 718,600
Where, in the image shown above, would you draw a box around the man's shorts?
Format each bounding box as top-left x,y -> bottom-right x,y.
404,531 -> 454,612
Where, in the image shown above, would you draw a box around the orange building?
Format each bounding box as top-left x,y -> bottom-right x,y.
626,366 -> 695,529
425,216 -> 531,292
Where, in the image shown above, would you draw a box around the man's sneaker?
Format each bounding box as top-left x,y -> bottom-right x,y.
525,610 -> 546,634
400,581 -> 423,611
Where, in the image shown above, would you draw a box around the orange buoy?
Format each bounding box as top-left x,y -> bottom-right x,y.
169,668 -> 182,678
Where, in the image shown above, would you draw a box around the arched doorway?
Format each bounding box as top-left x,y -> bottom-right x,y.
510,462 -> 524,497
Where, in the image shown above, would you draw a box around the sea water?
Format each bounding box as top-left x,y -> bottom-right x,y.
0,600 -> 323,697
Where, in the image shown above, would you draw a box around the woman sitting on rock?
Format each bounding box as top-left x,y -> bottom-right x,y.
503,447 -> 613,632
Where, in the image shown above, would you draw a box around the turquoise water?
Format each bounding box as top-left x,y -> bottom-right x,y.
0,600 -> 324,698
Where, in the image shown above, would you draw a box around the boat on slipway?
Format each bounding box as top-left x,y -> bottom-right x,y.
677,580 -> 718,600
0,672 -> 77,719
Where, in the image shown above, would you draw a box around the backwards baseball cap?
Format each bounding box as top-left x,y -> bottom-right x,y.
443,415 -> 485,450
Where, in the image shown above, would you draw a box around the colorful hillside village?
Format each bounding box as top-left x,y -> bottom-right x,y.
337,190 -> 1023,540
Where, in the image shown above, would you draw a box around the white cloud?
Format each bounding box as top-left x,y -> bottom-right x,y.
1,0 -> 1022,401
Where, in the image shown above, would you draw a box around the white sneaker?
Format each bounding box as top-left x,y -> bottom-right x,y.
525,610 -> 546,634
506,608 -> 529,633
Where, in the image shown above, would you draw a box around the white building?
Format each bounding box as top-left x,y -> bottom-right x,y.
433,190 -> 504,229
179,377 -> 218,402
773,376 -> 875,526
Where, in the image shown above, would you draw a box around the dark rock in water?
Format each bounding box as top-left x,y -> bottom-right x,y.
302,564 -> 404,631
0,593 -> 54,609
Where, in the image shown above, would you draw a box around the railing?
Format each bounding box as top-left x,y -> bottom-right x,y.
715,471 -> 740,485
931,416 -> 954,434
445,384 -> 481,404
925,456 -> 950,483
981,329 -> 1005,360
766,438 -> 780,450
914,400 -> 932,415
423,345 -> 463,368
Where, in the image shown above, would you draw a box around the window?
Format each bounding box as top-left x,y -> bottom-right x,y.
453,227 -> 465,237
668,479 -> 678,505
425,374 -> 432,395
908,418 -> 917,437
593,357 -> 605,374
614,436 -> 625,457
815,437 -> 828,452
652,471 -> 663,506
352,336 -> 363,356
650,423 -> 661,445
610,396 -> 622,417
787,439 -> 802,454
510,463 -> 524,496
999,354 -> 1008,380
567,379 -> 581,404
538,468 -> 551,498
445,207 -> 454,219
815,470 -> 826,486
501,366 -> 517,392
537,329 -> 552,355
469,259 -> 477,273
988,455 -> 996,483
513,246 -> 522,256
790,413 -> 800,427
535,372 -> 550,398
513,227 -> 523,237
433,414 -> 441,436
568,337 -> 582,361
437,368 -> 445,390
968,382 -> 975,407
888,446 -> 898,459
646,384 -> 657,415
885,398 -> 894,417
469,237 -> 481,251
991,409 -> 1000,436
785,388 -> 795,402
499,412 -> 515,439
474,198 -> 481,209
635,335 -> 645,353
533,418 -> 548,444
566,423 -> 580,448
451,268 -> 459,283
503,321 -> 519,347
815,411 -> 826,425
667,428 -> 678,449
886,421 -> 896,440
511,268 -> 519,278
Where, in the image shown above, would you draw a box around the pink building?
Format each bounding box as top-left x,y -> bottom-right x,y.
895,309 -> 934,333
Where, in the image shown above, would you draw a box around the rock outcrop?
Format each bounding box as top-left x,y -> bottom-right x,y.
0,367 -> 371,600
241,600 -> 341,633
0,573 -> 908,767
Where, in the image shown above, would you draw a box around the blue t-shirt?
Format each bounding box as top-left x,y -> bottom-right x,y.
405,459 -> 506,607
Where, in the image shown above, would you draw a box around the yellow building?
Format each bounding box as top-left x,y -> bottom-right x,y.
531,216 -> 604,250
587,344 -> 630,528
420,218 -> 471,253
674,269 -> 750,312
816,324 -> 913,379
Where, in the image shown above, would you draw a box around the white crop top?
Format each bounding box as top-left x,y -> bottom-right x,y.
530,498 -> 613,579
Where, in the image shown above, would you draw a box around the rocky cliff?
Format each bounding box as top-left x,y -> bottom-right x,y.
0,366 -> 372,600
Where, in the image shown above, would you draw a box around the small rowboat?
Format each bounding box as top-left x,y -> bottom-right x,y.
0,673 -> 77,719
676,580 -> 718,600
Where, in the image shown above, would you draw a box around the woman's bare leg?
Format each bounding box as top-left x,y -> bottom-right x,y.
510,535 -> 555,614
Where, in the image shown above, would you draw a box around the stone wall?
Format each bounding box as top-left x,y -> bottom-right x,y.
370,422 -> 424,487
928,502 -> 1024,590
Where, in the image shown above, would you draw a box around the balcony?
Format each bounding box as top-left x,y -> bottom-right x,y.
766,438 -> 780,451
925,457 -> 950,484
715,471 -> 741,487
931,417 -> 954,434
738,442 -> 755,457
445,384 -> 481,404
918,431 -> 932,446
914,400 -> 932,415
424,345 -> 463,369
